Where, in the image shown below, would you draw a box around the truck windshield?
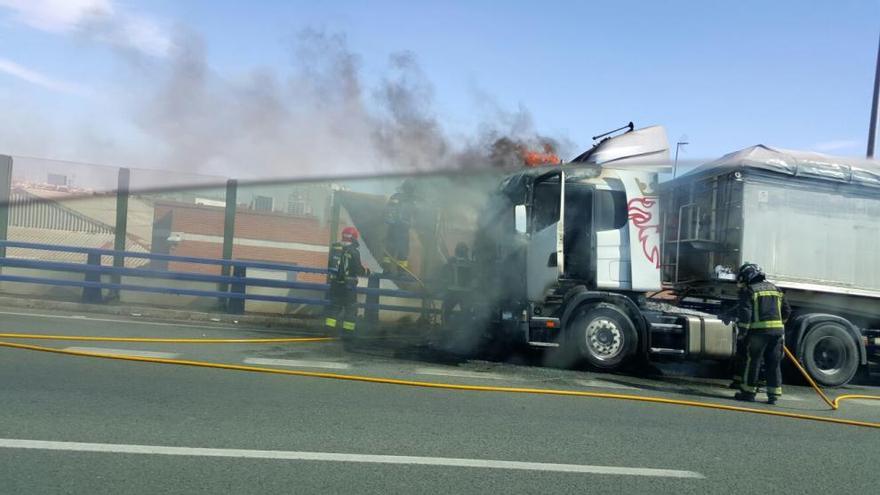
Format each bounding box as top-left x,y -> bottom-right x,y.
531,181 -> 560,232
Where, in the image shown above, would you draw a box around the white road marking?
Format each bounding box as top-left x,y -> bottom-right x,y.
576,379 -> 639,390
776,395 -> 804,402
62,347 -> 180,359
0,439 -> 704,479
709,389 -> 804,402
243,358 -> 350,370
0,311 -> 250,331
414,367 -> 513,381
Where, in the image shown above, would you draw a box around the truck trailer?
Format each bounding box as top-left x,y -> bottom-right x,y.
467,126 -> 878,386
661,145 -> 880,386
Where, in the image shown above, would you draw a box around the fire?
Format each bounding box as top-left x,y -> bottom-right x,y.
521,143 -> 560,167
490,137 -> 560,167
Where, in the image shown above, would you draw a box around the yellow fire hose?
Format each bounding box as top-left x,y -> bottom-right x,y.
783,345 -> 836,409
1,334 -> 879,430
382,249 -> 426,289
782,345 -> 880,410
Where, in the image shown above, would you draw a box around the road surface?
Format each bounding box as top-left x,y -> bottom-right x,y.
1,308 -> 878,494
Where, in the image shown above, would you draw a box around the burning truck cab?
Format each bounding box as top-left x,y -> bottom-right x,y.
470,125 -> 737,369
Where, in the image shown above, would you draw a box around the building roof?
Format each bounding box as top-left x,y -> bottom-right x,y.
18,187 -> 156,244
6,227 -> 150,268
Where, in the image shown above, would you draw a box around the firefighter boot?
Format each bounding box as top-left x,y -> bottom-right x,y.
734,391 -> 756,402
767,394 -> 779,405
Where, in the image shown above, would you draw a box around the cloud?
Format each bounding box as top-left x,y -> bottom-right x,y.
0,0 -> 171,57
811,139 -> 861,152
0,57 -> 87,94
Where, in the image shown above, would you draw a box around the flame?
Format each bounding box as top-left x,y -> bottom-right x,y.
522,143 -> 560,167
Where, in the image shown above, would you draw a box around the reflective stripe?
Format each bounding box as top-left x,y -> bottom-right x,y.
750,289 -> 785,330
750,320 -> 784,330
768,387 -> 783,396
324,318 -> 337,327
753,290 -> 783,298
342,321 -> 356,331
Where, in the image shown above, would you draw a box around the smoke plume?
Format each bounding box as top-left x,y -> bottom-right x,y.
1,25 -> 569,179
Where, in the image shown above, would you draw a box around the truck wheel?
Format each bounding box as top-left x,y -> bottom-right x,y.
568,303 -> 637,370
801,322 -> 860,387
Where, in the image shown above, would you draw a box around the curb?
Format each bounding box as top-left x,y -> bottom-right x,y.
0,295 -> 322,331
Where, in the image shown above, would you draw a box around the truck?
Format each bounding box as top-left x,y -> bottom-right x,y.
467,125 -> 879,386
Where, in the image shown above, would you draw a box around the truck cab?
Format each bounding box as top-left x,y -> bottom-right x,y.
473,125 -> 735,369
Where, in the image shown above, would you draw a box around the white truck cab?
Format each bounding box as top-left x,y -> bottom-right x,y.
475,124 -> 734,370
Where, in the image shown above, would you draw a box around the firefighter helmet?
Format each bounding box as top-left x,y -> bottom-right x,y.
737,262 -> 765,285
341,227 -> 359,243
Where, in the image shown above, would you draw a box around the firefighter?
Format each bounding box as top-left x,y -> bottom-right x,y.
731,263 -> 791,405
441,242 -> 475,325
382,180 -> 416,276
325,227 -> 367,340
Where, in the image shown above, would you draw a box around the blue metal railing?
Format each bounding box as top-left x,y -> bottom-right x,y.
0,240 -> 436,317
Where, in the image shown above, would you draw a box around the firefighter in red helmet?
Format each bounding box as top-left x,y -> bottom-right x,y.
325,227 -> 367,341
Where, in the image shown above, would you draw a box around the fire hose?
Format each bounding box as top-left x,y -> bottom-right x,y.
0,332 -> 879,429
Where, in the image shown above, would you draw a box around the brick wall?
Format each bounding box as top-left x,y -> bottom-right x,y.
153,201 -> 334,281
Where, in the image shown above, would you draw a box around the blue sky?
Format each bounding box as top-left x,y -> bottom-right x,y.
0,0 -> 878,177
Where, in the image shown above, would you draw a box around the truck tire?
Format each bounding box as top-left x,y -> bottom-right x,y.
568,303 -> 638,370
800,322 -> 860,387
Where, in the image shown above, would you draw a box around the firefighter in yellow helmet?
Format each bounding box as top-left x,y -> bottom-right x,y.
382,180 -> 416,276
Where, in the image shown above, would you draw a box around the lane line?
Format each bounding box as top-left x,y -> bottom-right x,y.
0,311 -> 271,332
243,358 -> 350,370
0,439 -> 705,479
0,333 -> 331,344
414,367 -> 513,381
62,347 -> 180,359
576,379 -> 639,390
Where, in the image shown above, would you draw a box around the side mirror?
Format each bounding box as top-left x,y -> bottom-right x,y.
514,204 -> 527,234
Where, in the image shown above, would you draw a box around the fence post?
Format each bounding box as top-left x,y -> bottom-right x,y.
0,155 -> 12,261
365,273 -> 380,328
227,264 -> 246,314
82,252 -> 103,304
328,190 -> 340,246
218,179 -> 237,309
111,167 -> 130,301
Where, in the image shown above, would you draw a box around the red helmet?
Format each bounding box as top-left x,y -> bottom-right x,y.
341,226 -> 359,242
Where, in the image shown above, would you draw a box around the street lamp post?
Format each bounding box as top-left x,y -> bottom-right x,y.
868,33 -> 880,158
673,141 -> 689,178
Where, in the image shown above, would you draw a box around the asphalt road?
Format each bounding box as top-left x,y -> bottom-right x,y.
1,308 -> 879,494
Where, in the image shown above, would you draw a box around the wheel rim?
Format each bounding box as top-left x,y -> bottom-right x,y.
584,317 -> 623,361
812,336 -> 846,375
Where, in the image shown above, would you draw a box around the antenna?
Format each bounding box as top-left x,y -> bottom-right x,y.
591,122 -> 634,141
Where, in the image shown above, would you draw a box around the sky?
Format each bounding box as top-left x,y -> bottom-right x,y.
0,0 -> 878,180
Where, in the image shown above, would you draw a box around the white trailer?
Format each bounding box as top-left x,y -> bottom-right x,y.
661,146 -> 880,386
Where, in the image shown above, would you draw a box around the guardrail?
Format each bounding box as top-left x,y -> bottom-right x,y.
0,241 -> 438,319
